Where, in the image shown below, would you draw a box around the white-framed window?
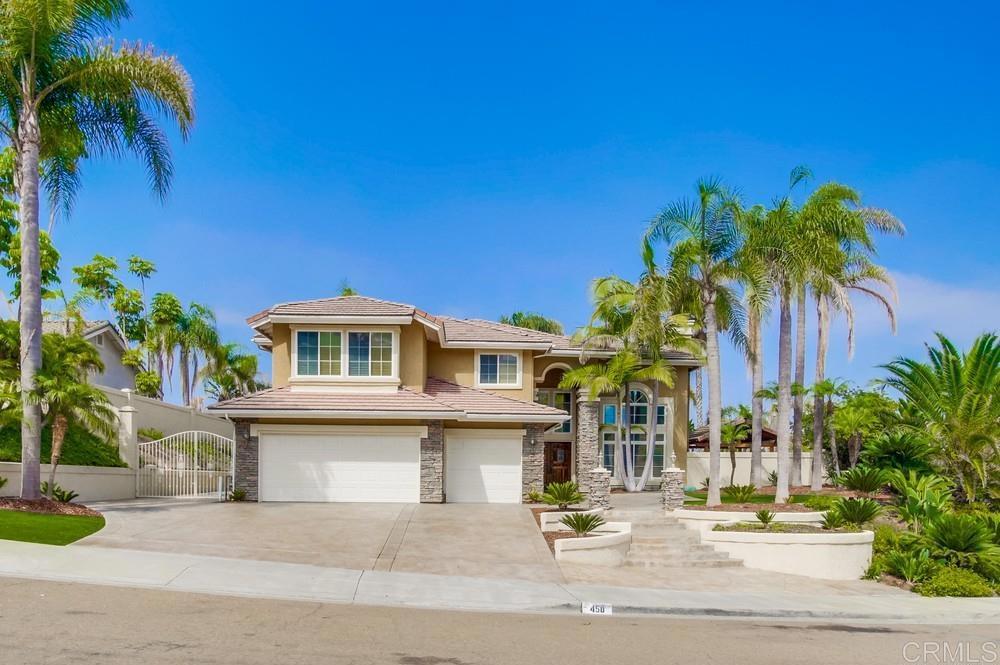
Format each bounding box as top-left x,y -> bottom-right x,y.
602,431 -> 667,477
628,389 -> 649,426
475,351 -> 521,388
602,404 -> 617,425
602,431 -> 616,472
292,328 -> 397,380
536,389 -> 572,434
94,333 -> 104,347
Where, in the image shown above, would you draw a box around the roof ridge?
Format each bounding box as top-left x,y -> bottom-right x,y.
271,294 -> 417,311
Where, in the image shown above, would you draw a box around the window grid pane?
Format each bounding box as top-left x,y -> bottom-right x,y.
348,332 -> 370,376
318,331 -> 342,376
479,355 -> 498,384
554,391 -> 572,433
657,405 -> 666,425
297,331 -> 319,375
602,432 -> 615,471
602,405 -> 617,425
498,354 -> 518,384
370,332 -> 393,377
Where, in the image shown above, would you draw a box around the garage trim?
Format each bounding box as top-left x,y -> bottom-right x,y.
250,424 -> 429,438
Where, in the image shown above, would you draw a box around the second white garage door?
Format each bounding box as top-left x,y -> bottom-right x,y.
258,428 -> 421,503
445,430 -> 523,503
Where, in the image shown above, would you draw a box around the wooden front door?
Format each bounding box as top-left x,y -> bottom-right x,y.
544,441 -> 572,487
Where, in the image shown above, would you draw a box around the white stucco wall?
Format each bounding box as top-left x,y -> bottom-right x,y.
0,463 -> 135,502
686,452 -> 814,487
702,529 -> 874,580
99,388 -> 234,439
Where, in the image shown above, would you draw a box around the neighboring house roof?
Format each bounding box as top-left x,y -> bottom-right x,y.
41,319 -> 130,353
209,376 -> 569,423
247,295 -> 700,364
688,419 -> 778,445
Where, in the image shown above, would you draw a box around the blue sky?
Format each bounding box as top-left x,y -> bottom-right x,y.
42,1 -> 1000,405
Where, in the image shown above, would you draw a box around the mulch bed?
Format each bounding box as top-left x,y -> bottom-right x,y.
530,505 -> 586,527
752,485 -> 894,501
683,502 -> 816,512
0,498 -> 101,518
878,574 -> 916,592
542,530 -> 595,554
713,523 -> 859,534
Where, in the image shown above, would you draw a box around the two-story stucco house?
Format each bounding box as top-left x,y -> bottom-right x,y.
209,296 -> 699,504
42,320 -> 138,391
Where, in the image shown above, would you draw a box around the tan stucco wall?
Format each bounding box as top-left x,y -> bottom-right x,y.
426,344 -> 535,402
271,324 -> 291,388
399,323 -> 426,392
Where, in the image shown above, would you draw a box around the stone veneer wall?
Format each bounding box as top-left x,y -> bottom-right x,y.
661,468 -> 686,510
521,424 -> 545,499
233,419 -> 259,501
575,397 -> 600,497
420,420 -> 445,503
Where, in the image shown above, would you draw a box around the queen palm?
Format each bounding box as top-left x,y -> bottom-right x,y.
0,1 -> 194,498
177,303 -> 220,406
202,343 -> 264,402
499,311 -> 564,335
648,177 -> 755,506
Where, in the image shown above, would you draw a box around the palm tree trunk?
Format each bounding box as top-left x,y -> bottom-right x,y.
827,398 -> 841,475
180,348 -> 191,406
637,379 -> 659,490
17,109 -> 43,501
810,297 -> 829,491
704,297 -> 723,506
692,368 -> 705,427
791,287 -> 806,486
750,310 -> 764,488
774,287 -> 793,504
47,414 -> 69,500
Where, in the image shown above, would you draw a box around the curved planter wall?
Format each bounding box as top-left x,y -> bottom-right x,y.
673,509 -> 824,533
554,522 -> 632,566
702,528 -> 874,580
539,507 -> 605,533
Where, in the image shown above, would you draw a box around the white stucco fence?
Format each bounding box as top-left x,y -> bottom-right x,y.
702,528 -> 874,580
686,451 -> 814,487
0,463 -> 135,502
98,388 -> 234,439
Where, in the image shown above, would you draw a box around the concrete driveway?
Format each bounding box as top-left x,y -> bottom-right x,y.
77,499 -> 562,583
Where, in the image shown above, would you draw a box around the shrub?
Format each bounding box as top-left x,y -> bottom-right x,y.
560,512 -> 606,536
822,511 -> 846,530
864,525 -> 904,579
917,566 -> 995,598
801,495 -> 838,511
916,513 -> 1000,580
722,484 -> 757,503
896,486 -> 953,532
767,470 -> 778,486
700,476 -> 710,490
137,427 -> 165,442
887,469 -> 951,496
229,488 -> 247,502
832,497 -> 883,526
980,513 -> 1000,546
859,431 -> 935,475
40,482 -> 78,503
525,488 -> 544,504
836,467 -> 889,495
885,549 -> 938,583
542,481 -> 584,510
755,509 -> 775,526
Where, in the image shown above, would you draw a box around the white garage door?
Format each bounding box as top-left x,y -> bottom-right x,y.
445,430 -> 523,503
258,429 -> 420,502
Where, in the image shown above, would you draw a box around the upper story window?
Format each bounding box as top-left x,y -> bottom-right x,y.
476,352 -> 520,387
628,389 -> 648,425
536,389 -> 572,434
294,328 -> 395,379
94,333 -> 104,347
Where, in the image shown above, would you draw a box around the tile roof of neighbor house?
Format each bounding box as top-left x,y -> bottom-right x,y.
41,320 -> 115,337
209,377 -> 569,421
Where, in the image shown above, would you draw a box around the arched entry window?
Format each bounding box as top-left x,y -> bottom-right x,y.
628,389 -> 649,426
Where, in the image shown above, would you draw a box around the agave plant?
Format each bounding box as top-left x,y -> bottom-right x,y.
542,481 -> 584,510
836,466 -> 889,496
722,484 -> 757,503
560,512 -> 607,536
832,497 -> 883,526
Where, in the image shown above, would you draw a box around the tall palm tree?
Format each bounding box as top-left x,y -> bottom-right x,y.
202,343 -> 264,402
812,377 -> 850,476
648,177 -> 756,506
177,303 -> 219,406
35,334 -> 116,499
0,1 -> 194,499
498,311 -> 564,335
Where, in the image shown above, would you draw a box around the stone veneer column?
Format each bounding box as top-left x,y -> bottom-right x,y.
420,420 -> 445,503
588,468 -> 611,510
575,393 -> 600,497
521,424 -> 545,499
233,419 -> 259,501
661,468 -> 686,510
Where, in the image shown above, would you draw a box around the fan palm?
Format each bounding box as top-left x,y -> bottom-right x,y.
0,1 -> 194,498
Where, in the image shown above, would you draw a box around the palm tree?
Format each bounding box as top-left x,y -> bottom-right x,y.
0,2 -> 194,499
812,377 -> 850,476
35,334 -> 116,499
721,406 -> 751,485
177,303 -> 219,406
882,333 -> 1000,502
144,292 -> 184,397
648,177 -> 754,506
499,311 -> 564,335
202,343 -> 264,402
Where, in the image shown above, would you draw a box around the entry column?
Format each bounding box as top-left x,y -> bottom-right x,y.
575,391 -> 600,498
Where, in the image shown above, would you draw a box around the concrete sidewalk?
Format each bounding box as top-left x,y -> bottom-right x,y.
1,539 -> 998,624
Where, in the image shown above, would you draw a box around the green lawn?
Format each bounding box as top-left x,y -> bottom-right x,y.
0,509 -> 105,545
684,491 -> 814,506
0,424 -> 126,467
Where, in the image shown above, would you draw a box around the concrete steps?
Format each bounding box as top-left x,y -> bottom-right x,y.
606,509 -> 743,569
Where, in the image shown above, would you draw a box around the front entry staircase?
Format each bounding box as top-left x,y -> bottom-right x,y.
605,509 -> 742,568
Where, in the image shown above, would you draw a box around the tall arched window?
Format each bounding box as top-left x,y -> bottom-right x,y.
627,389 -> 649,426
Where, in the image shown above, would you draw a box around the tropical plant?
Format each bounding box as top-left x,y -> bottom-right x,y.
767,470 -> 778,486
498,311 -> 564,335
887,469 -> 952,497
202,343 -> 264,402
0,0 -> 194,499
885,549 -> 938,584
811,377 -> 850,476
755,509 -> 775,526
860,431 -> 936,475
648,177 -> 752,506
39,481 -> 78,503
137,427 -> 164,442
526,488 -> 544,504
0,475 -> 7,491
541,481 -> 584,510
228,488 -> 247,502
882,333 -> 1000,502
821,510 -> 846,530
560,512 -> 607,536
722,484 -> 757,503
836,466 -> 889,496
896,486 -> 953,532
801,494 -> 838,511
720,407 -> 750,485
175,303 -> 220,406
914,514 -> 1000,580
917,566 -> 995,597
832,497 -> 883,526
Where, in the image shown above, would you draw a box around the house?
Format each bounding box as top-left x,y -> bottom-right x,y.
42,320 -> 137,391
208,296 -> 699,504
687,420 -> 778,452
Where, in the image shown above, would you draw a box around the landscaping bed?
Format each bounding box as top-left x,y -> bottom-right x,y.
0,506 -> 105,545
0,426 -> 125,467
542,530 -> 595,554
683,501 -> 815,512
0,497 -> 101,517
713,522 -> 861,534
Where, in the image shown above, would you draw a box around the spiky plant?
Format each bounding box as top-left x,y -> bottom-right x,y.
560,512 -> 607,536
